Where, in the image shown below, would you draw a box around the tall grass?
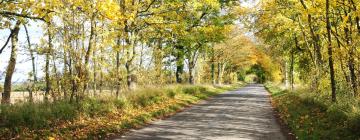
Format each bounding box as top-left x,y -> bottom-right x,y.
0,84 -> 241,139
265,83 -> 360,140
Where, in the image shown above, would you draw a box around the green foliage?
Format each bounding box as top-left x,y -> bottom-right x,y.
247,64 -> 267,83
126,89 -> 165,107
79,98 -> 116,117
12,84 -> 28,92
265,83 -> 360,140
0,101 -> 77,129
166,90 -> 177,98
49,101 -> 78,121
182,86 -> 206,94
112,98 -> 127,109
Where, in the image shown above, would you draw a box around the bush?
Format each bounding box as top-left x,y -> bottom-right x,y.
166,90 -> 176,98
113,98 -> 127,109
182,86 -> 206,94
80,98 -> 116,117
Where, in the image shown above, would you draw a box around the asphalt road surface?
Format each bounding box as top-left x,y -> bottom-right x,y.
114,84 -> 286,140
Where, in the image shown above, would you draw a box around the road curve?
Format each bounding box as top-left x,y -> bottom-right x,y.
114,84 -> 286,140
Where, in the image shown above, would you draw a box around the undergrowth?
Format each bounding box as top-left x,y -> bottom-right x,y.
265,83 -> 360,140
0,83 -> 242,139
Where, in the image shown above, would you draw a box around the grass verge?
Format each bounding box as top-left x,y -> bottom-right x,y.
0,83 -> 243,139
265,83 -> 360,140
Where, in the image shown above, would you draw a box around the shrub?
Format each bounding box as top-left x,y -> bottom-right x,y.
182,86 -> 205,94
166,90 -> 176,98
113,98 -> 127,109
126,88 -> 165,107
51,101 -> 78,120
80,98 -> 116,117
1,103 -> 49,128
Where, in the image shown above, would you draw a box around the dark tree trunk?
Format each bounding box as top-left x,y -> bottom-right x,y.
1,21 -> 20,104
344,26 -> 357,95
116,38 -> 121,97
45,23 -> 52,102
175,45 -> 184,83
326,0 -> 336,102
93,23 -> 97,96
188,60 -> 195,84
24,25 -> 36,102
211,61 -> 215,85
83,13 -> 96,95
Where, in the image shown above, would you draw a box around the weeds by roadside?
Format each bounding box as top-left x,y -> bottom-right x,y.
265,83 -> 360,140
0,83 -> 243,139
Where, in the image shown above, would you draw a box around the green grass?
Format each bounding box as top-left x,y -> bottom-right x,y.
0,83 -> 243,139
265,83 -> 360,140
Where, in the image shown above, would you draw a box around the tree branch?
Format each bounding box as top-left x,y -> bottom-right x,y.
138,0 -> 156,14
0,29 -> 13,54
0,11 -> 46,21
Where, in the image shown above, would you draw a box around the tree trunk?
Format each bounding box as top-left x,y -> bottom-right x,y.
187,48 -> 200,85
334,23 -> 350,84
326,0 -> 336,102
99,22 -> 104,94
45,23 -> 52,102
154,40 -> 163,84
63,50 -> 68,99
344,26 -> 357,96
83,13 -> 96,95
291,36 -> 297,90
175,45 -> 184,83
125,32 -> 137,90
93,23 -> 97,96
211,61 -> 215,85
52,52 -> 59,101
290,56 -> 294,90
93,48 -> 97,96
285,61 -> 289,88
116,38 -> 121,97
1,21 -> 20,104
217,63 -> 226,85
99,53 -> 103,94
300,0 -> 322,65
24,25 -> 36,102
188,60 -> 195,84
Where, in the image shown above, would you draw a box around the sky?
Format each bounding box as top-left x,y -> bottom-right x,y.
0,21 -> 44,83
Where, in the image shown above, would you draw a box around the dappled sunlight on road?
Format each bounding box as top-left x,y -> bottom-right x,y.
114,84 -> 285,140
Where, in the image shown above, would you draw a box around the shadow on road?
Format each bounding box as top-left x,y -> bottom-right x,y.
114,84 -> 285,140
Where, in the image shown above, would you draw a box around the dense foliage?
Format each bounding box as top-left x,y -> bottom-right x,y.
254,0 -> 360,100
0,0 -> 256,104
254,0 -> 360,138
3,0 -> 359,139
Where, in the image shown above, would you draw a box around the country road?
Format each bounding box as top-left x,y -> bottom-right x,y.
114,84 -> 287,140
